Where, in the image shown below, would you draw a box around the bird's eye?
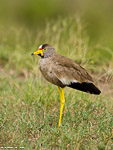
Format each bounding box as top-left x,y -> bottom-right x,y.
44,48 -> 47,51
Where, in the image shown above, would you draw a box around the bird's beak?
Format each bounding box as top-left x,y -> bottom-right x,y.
31,49 -> 43,56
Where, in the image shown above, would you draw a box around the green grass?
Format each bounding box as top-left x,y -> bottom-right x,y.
0,16 -> 113,149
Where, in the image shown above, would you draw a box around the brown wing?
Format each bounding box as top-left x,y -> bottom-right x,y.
51,54 -> 101,94
51,54 -> 93,85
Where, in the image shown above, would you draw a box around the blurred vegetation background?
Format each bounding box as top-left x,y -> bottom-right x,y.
0,0 -> 113,149
0,0 -> 113,67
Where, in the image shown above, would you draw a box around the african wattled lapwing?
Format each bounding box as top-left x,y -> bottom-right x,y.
31,44 -> 101,127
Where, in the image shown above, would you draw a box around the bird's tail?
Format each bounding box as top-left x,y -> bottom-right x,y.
68,82 -> 101,95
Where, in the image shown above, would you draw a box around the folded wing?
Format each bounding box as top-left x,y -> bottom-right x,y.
51,55 -> 101,95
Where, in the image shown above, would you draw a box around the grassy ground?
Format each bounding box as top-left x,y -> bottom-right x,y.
0,16 -> 113,149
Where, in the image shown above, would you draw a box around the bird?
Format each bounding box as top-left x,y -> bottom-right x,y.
31,44 -> 101,127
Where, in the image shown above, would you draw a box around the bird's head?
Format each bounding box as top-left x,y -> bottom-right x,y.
31,44 -> 56,58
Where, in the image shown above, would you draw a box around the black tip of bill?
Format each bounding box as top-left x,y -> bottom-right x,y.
31,53 -> 34,55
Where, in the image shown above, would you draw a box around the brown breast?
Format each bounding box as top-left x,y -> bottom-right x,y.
39,57 -> 65,87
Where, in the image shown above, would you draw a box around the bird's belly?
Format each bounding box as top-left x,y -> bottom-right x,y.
40,68 -> 64,87
39,59 -> 64,87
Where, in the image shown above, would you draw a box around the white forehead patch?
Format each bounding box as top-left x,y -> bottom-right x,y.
39,45 -> 42,49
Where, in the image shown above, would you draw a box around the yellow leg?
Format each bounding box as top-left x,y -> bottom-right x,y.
58,87 -> 65,127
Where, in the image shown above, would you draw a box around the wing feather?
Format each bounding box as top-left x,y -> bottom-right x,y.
51,55 -> 93,86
